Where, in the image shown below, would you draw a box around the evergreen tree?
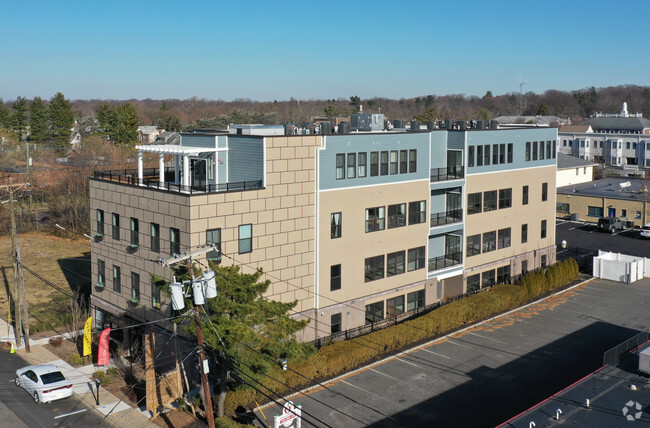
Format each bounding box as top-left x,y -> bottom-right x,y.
156,102 -> 182,131
49,92 -> 74,145
11,96 -> 28,141
0,99 -> 11,130
95,102 -> 115,139
29,97 -> 49,143
112,103 -> 140,145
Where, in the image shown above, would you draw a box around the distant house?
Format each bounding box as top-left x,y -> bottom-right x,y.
494,115 -> 570,127
138,126 -> 161,144
556,153 -> 596,187
154,131 -> 180,145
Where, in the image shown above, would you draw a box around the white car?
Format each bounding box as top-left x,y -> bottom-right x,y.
641,224 -> 650,239
14,364 -> 73,403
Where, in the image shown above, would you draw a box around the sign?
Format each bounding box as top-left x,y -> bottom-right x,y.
273,401 -> 301,428
98,327 -> 111,366
83,316 -> 93,357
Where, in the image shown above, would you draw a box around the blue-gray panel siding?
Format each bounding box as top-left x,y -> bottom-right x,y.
447,131 -> 466,150
181,134 -> 217,148
320,133 -> 430,190
466,128 -> 557,174
430,189 -> 447,213
430,131 -> 449,169
227,136 -> 264,183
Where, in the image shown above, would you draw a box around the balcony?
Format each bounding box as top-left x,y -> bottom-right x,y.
430,209 -> 462,227
428,251 -> 462,272
430,166 -> 464,182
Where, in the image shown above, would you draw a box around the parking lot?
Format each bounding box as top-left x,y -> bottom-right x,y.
556,218 -> 649,259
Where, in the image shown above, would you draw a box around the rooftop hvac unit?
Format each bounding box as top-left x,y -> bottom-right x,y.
476,120 -> 485,129
170,281 -> 185,311
489,120 -> 498,129
202,270 -> 217,299
320,123 -> 332,134
284,124 -> 295,135
427,121 -> 436,130
456,120 -> 467,130
394,119 -> 404,129
444,119 -> 452,129
338,122 -> 350,134
410,120 -> 421,131
640,347 -> 650,374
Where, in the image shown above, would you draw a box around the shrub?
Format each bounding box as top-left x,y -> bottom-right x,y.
93,370 -> 112,385
69,353 -> 84,366
48,336 -> 63,347
106,367 -> 120,377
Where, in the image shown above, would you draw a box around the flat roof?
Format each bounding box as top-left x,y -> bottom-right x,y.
557,177 -> 650,202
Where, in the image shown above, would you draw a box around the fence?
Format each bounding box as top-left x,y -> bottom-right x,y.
429,166 -> 464,182
602,331 -> 649,367
556,245 -> 598,274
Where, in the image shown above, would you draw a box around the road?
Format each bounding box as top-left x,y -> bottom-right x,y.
0,350 -> 105,427
258,277 -> 650,427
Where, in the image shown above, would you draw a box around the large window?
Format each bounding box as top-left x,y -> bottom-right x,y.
525,142 -> 531,161
130,218 -> 139,247
507,143 -> 513,163
541,220 -> 547,239
331,212 -> 342,238
587,206 -> 604,217
388,203 -> 406,228
336,154 -> 345,179
467,234 -> 481,256
238,224 -> 252,254
331,313 -> 342,334
407,290 -> 425,311
97,259 -> 105,286
358,152 -> 367,177
400,150 -> 408,173
407,246 -> 425,271
170,227 -> 180,255
387,251 -> 405,277
152,277 -> 161,309
330,264 -> 341,291
522,185 -> 529,205
131,272 -> 140,302
492,144 -> 499,165
206,228 -> 222,263
498,188 -> 512,209
521,224 -> 528,243
476,145 -> 483,166
150,223 -> 160,253
484,144 -> 490,166
365,301 -> 384,324
483,191 -> 497,212
365,207 -> 385,232
542,183 -> 548,201
467,274 -> 480,293
497,228 -> 511,249
482,269 -> 496,288
468,193 -> 482,215
500,143 -> 506,164
370,151 -> 379,176
113,265 -> 121,293
386,295 -> 405,317
408,201 -> 426,225
364,255 -> 384,282
97,209 -> 104,236
468,146 -> 475,167
380,151 -> 389,175
482,231 -> 496,253
533,141 -> 538,160
390,151 -> 398,174
112,213 -> 120,240
497,265 -> 510,284
409,149 -> 417,172
347,153 -> 356,178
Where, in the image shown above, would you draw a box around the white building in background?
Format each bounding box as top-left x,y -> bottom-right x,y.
556,153 -> 596,187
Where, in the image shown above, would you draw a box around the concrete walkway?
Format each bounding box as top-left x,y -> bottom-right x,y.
0,316 -> 161,428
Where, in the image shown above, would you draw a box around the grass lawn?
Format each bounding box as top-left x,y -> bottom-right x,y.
0,232 -> 91,333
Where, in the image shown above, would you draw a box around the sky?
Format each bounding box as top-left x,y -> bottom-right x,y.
1,0 -> 649,102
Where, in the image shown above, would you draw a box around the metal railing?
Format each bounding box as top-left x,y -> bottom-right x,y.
603,331 -> 649,367
428,251 -> 462,272
430,166 -> 464,182
430,209 -> 462,227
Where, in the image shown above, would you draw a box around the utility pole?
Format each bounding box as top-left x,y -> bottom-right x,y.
9,176 -> 30,350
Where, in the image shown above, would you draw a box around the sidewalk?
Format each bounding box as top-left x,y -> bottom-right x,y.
0,316 -> 160,428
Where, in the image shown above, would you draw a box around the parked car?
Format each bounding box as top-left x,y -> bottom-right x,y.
641,224 -> 650,239
14,364 -> 73,403
597,217 -> 626,233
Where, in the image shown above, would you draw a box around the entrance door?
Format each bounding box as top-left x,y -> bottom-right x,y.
445,234 -> 461,262
608,207 -> 616,217
191,159 -> 207,188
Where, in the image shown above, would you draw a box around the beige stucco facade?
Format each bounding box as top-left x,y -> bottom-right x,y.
556,193 -> 650,227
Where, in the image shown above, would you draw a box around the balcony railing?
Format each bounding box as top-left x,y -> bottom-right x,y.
430,209 -> 463,227
430,166 -> 464,182
93,169 -> 263,195
428,251 -> 462,272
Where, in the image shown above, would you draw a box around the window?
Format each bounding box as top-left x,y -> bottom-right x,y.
331,212 -> 342,238
388,204 -> 406,228
507,143 -> 513,163
498,188 -> 512,209
331,313 -> 342,334
521,224 -> 528,243
492,144 -> 499,165
467,234 -> 481,256
131,272 -> 140,302
206,228 -> 221,262
525,142 -> 531,161
498,228 -> 511,249
500,143 -> 506,164
113,265 -> 121,293
370,151 -> 379,176
390,151 -> 398,174
532,141 -> 538,160
482,231 -> 496,253
336,154 -> 345,179
468,193 -> 482,214
330,264 -> 341,291
636,211 -> 642,219
400,150 -> 408,173
621,209 -> 627,218
588,206 -> 603,217
170,227 -> 181,255
483,191 -> 497,212
557,202 -> 570,213
380,151 -> 389,175
152,277 -> 161,310
97,209 -> 104,236
402,201 -> 422,226
468,146 -> 475,167
365,301 -> 384,324
467,274 -> 481,293
130,218 -> 139,247
364,255 -> 384,282
358,152 -> 367,177
521,260 -> 528,275
546,141 -> 551,159
482,269 -> 495,288
484,145 -> 490,166
387,251 -> 405,277
407,246 -> 425,271
365,207 -> 385,232
97,259 -> 105,286
541,220 -> 547,239
522,185 -> 529,205
476,145 -> 483,166
409,149 -> 417,172
541,254 -> 547,268
407,290 -> 425,311
238,224 -> 252,254
150,223 -> 160,253
112,213 -> 120,240
540,141 -> 545,159
347,153 -> 356,178
497,265 -> 510,284
542,183 -> 548,201
386,295 -> 405,317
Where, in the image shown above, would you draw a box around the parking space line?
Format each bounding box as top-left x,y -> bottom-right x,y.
467,331 -> 506,344
54,409 -> 88,419
447,339 -> 472,348
396,357 -> 423,369
370,368 -> 401,382
420,348 -> 451,359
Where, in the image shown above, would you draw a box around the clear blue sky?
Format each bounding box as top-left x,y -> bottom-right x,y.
2,0 -> 649,102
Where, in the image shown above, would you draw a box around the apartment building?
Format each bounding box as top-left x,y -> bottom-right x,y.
89,126 -> 557,342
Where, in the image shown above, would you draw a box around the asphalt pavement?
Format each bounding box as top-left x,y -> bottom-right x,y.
556,218 -> 650,258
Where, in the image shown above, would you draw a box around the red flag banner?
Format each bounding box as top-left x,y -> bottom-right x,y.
98,327 -> 111,366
